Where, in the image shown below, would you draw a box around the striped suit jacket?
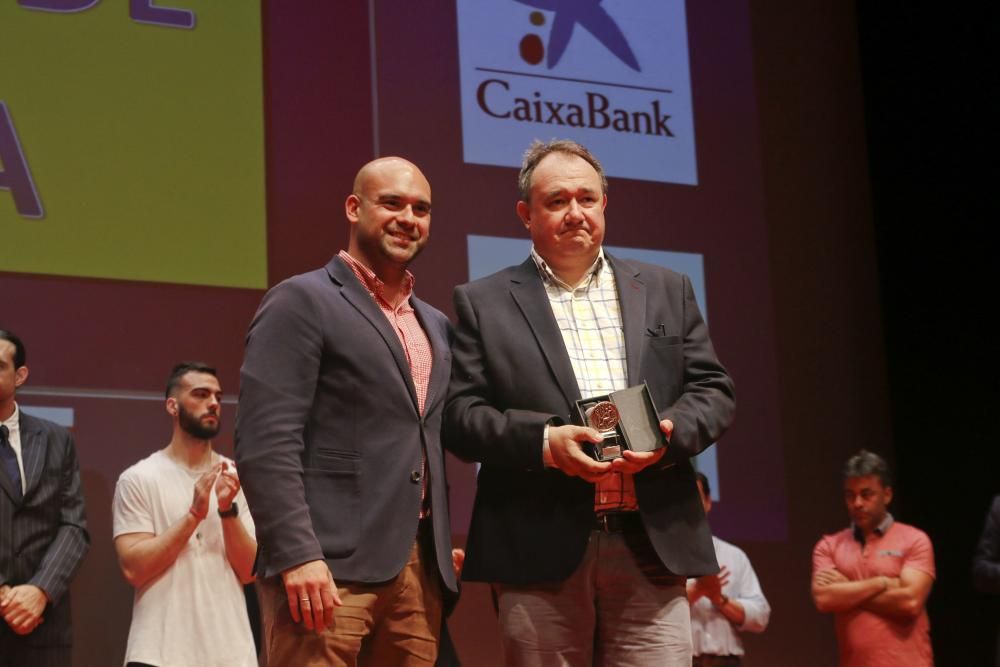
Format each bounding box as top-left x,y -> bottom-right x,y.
0,410 -> 89,647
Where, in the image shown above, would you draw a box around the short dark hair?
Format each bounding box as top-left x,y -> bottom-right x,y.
0,329 -> 26,369
518,139 -> 608,202
165,362 -> 218,398
843,449 -> 892,488
695,471 -> 711,498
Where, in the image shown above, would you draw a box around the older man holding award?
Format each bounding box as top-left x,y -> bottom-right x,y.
444,139 -> 736,666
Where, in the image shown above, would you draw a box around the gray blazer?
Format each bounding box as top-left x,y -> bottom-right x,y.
445,254 -> 735,584
0,411 -> 89,647
235,256 -> 457,595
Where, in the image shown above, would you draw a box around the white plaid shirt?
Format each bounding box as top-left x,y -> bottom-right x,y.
532,248 -> 638,513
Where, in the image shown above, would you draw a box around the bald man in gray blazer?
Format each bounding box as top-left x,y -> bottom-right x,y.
236,158 -> 457,666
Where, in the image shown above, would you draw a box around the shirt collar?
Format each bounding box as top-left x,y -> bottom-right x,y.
1,403 -> 19,434
530,246 -> 607,291
338,249 -> 415,309
852,512 -> 894,544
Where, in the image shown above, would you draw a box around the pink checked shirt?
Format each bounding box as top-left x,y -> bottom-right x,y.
338,250 -> 432,413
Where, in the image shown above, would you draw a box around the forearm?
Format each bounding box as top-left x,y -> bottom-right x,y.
29,454 -> 90,603
444,400 -> 553,468
736,596 -> 771,633
235,416 -> 317,569
234,453 -> 321,573
812,576 -> 888,613
973,507 -> 1000,593
660,279 -> 735,461
661,376 -> 734,462
714,597 -> 746,626
29,523 -> 90,603
222,519 -> 257,584
861,585 -> 925,619
117,512 -> 201,588
973,559 -> 1000,594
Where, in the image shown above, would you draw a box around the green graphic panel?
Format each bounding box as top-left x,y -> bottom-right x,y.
0,2 -> 267,288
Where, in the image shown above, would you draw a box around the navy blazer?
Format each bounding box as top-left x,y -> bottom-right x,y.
444,254 -> 735,584
0,411 -> 89,647
236,256 -> 457,595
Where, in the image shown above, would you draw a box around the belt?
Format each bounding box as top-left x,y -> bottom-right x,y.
593,512 -> 644,533
694,655 -> 742,667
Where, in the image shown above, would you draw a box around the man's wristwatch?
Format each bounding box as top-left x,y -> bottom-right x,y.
218,504 -> 239,518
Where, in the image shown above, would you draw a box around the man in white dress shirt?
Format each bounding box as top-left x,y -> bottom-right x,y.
687,472 -> 770,667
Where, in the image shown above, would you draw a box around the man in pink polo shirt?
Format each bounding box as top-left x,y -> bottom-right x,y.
811,450 -> 935,666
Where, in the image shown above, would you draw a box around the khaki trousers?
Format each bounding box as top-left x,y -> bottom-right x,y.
259,538 -> 443,667
496,528 -> 691,667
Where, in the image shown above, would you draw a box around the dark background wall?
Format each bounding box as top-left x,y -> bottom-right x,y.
742,0 -> 886,661
855,3 -> 997,665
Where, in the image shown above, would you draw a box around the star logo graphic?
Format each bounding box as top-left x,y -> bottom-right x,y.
513,0 -> 641,71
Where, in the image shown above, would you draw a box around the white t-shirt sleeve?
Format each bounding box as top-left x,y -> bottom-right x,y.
112,469 -> 155,538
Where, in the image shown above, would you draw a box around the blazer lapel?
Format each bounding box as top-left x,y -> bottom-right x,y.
609,254 -> 646,386
509,258 -> 581,402
326,258 -> 420,412
18,414 -> 47,501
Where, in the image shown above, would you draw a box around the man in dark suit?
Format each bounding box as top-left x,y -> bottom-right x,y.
974,494 -> 1000,666
236,157 -> 458,666
444,140 -> 735,666
0,329 -> 89,666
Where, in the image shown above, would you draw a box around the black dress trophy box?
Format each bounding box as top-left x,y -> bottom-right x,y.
574,383 -> 667,462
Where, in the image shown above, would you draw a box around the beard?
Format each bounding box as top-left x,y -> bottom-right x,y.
178,404 -> 220,440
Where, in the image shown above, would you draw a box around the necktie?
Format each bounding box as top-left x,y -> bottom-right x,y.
0,424 -> 22,501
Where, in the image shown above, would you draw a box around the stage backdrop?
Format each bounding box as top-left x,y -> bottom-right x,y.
1,1 -> 885,665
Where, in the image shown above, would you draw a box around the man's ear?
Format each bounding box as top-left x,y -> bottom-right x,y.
516,200 -> 531,229
13,365 -> 28,389
884,486 -> 893,505
165,397 -> 178,417
345,194 -> 361,223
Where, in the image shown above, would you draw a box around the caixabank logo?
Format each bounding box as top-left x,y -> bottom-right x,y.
456,0 -> 697,185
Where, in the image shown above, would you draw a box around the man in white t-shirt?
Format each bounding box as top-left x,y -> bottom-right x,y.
687,472 -> 770,667
112,362 -> 257,667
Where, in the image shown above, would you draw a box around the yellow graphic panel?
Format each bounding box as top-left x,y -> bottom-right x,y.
0,2 -> 266,288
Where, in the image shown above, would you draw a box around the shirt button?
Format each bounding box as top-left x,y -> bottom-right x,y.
410,471 -> 423,483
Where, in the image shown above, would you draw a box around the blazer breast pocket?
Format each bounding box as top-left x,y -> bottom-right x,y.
643,336 -> 684,400
648,335 -> 682,347
646,335 -> 683,368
